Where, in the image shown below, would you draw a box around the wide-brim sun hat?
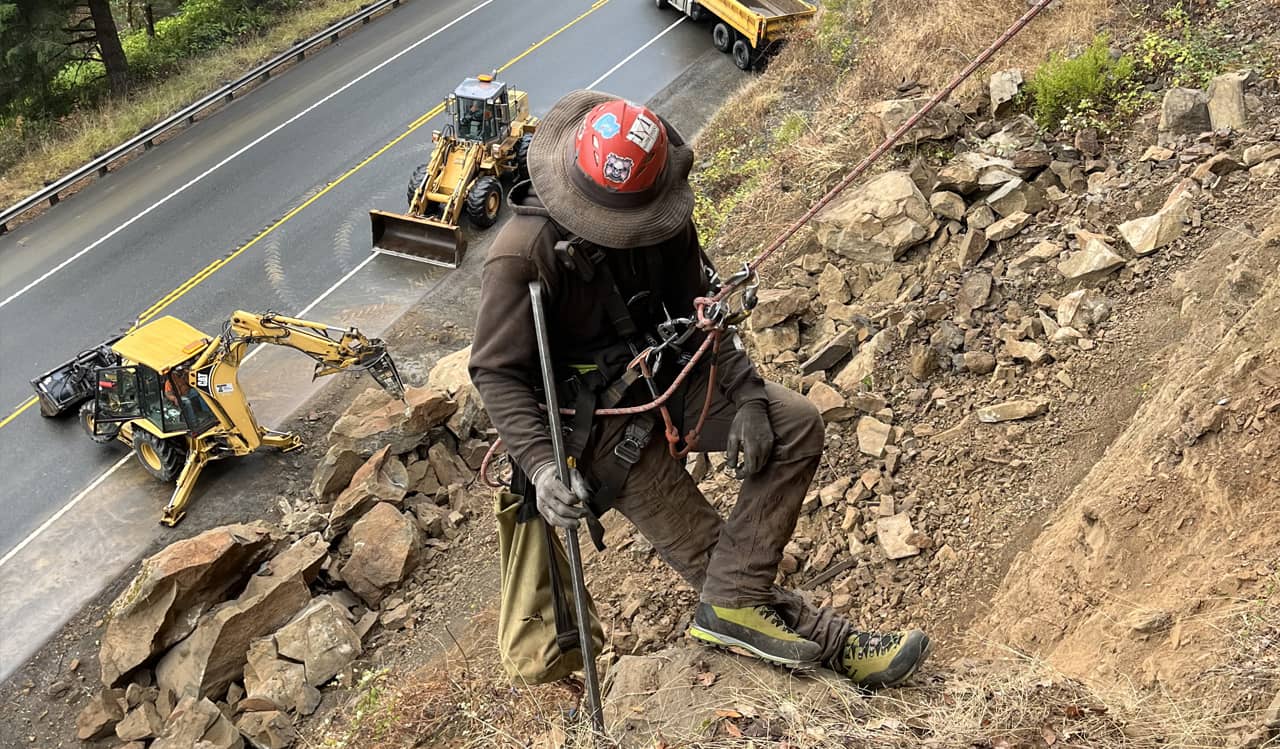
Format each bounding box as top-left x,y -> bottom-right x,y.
527,89 -> 695,249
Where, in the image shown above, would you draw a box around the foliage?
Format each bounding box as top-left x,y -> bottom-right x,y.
1134,1 -> 1253,88
1026,33 -> 1137,132
55,0 -> 299,98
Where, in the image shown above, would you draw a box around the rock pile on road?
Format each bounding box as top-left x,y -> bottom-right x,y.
76,355 -> 491,748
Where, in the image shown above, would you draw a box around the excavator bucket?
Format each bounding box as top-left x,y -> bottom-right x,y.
370,209 -> 467,268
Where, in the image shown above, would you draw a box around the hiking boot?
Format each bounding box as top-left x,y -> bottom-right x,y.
687,602 -> 823,666
830,629 -> 930,688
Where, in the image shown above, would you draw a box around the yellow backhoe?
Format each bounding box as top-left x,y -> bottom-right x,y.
370,74 -> 538,268
37,311 -> 404,526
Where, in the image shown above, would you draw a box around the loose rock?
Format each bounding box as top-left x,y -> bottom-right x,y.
876,513 -> 921,560
856,416 -> 892,457
339,503 -> 422,607
977,399 -> 1049,423
816,171 -> 939,263
328,446 -> 409,537
100,524 -> 276,687
1059,236 -> 1125,280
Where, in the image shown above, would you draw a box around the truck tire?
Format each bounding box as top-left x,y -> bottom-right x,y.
654,0 -> 668,8
80,401 -> 118,444
688,3 -> 707,21
515,133 -> 533,180
732,39 -> 753,70
406,163 -> 429,206
132,429 -> 186,483
712,23 -> 733,53
466,176 -> 503,229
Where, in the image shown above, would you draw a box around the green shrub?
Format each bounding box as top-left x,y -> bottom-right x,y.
1135,2 -> 1247,87
1027,34 -> 1135,132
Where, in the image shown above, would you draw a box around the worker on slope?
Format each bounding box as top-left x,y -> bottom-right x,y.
469,90 -> 930,687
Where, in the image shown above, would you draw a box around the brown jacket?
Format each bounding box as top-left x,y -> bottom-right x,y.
468,184 -> 768,476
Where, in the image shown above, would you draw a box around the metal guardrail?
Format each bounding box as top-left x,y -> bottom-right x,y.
0,0 -> 408,235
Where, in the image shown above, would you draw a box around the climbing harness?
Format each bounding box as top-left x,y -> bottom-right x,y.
481,0 -> 1063,488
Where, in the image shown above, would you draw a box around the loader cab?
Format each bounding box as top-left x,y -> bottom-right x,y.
450,75 -> 510,143
93,317 -> 218,437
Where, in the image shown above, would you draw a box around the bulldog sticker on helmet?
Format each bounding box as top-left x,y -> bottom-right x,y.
602,153 -> 634,184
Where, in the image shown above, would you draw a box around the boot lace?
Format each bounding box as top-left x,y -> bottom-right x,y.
754,606 -> 794,633
845,630 -> 904,662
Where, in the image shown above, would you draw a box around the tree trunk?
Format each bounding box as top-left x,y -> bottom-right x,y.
85,0 -> 129,95
145,3 -> 155,37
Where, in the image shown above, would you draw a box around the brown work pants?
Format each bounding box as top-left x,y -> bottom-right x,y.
587,377 -> 853,664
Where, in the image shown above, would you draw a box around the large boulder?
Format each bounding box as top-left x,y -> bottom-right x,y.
870,98 -> 962,142
236,710 -> 296,749
273,598 -> 362,687
815,171 -> 939,263
329,386 -> 456,456
603,645 -> 848,746
989,69 -> 1024,114
242,639 -> 320,716
339,503 -> 422,607
750,287 -> 811,329
1058,235 -> 1125,280
1117,181 -> 1194,256
1159,87 -> 1211,138
77,688 -> 127,740
427,442 -> 473,489
427,346 -> 488,439
328,446 -> 409,537
832,329 -> 895,393
100,524 -> 277,687
309,446 -> 363,502
1207,70 -> 1250,131
155,567 -> 311,701
152,696 -> 243,749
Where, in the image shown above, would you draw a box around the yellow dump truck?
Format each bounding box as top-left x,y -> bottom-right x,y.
655,0 -> 816,70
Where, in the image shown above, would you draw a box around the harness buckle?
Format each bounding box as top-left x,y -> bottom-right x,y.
613,421 -> 652,465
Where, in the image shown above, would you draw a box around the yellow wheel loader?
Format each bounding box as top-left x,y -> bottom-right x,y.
35,312 -> 404,526
370,74 -> 538,268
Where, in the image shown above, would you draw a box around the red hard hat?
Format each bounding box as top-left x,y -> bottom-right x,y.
572,99 -> 669,196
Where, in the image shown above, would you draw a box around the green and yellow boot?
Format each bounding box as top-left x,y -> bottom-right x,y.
830,629 -> 930,688
687,602 -> 823,666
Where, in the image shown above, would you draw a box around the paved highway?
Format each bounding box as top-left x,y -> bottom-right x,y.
0,0 -> 736,679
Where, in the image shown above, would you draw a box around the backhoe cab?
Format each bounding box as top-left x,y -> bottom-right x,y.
39,312 -> 404,527
369,75 -> 537,268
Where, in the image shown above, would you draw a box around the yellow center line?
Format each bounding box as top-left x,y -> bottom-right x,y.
0,0 -> 614,433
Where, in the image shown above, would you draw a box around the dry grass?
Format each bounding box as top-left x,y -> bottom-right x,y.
0,0 -> 383,211
313,625 -> 1272,749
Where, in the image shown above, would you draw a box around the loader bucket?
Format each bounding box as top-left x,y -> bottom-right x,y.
370,209 -> 467,268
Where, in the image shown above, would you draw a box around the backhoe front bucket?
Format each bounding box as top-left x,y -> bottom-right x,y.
370,209 -> 467,268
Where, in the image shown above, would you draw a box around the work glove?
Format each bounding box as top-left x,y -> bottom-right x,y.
530,461 -> 591,529
725,400 -> 775,478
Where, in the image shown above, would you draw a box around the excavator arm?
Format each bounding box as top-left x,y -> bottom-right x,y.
193,311 -> 404,399
157,310 -> 404,526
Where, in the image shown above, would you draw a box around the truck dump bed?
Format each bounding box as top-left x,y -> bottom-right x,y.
741,0 -> 813,17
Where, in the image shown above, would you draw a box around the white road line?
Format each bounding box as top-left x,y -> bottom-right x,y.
241,252 -> 377,365
0,0 -> 493,311
588,17 -> 685,89
0,5 -> 687,572
0,456 -> 131,569
0,255 -> 381,571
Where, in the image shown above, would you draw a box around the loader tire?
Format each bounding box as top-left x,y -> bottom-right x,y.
466,176 -> 503,229
732,39 -> 753,70
515,133 -> 533,180
654,0 -> 669,8
80,401 -> 118,444
712,23 -> 733,53
406,163 -> 430,207
132,429 -> 186,483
